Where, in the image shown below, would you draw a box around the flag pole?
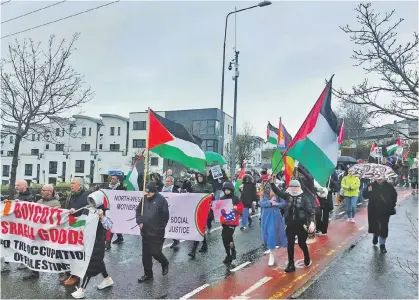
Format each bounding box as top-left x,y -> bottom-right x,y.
142,108 -> 151,214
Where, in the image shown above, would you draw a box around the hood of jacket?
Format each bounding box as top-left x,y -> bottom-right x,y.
87,191 -> 105,208
195,172 -> 208,184
243,174 -> 253,184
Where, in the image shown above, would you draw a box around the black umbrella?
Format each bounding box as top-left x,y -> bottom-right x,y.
338,156 -> 357,164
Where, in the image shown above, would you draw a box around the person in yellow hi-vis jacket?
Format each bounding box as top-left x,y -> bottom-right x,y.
340,166 -> 360,223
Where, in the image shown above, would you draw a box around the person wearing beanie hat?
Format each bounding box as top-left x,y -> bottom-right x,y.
219,181 -> 244,265
188,172 -> 213,259
136,182 -> 170,282
269,176 -> 314,273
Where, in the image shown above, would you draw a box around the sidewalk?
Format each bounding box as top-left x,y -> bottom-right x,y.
192,188 -> 413,299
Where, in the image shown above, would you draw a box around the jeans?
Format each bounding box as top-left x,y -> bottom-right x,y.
241,208 -> 249,227
344,196 -> 358,218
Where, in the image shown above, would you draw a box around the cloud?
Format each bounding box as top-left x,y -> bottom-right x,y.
1,0 -> 417,139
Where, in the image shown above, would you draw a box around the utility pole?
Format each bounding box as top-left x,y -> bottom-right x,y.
230,50 -> 239,179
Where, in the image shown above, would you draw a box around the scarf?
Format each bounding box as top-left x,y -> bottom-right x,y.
109,182 -> 120,190
162,185 -> 174,193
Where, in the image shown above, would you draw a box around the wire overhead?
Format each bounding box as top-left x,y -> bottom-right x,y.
1,0 -> 120,39
1,0 -> 11,5
2,1 -> 67,24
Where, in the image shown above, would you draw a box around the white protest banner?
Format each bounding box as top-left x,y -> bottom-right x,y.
211,165 -> 223,179
0,201 -> 98,278
99,190 -> 212,241
212,199 -> 233,223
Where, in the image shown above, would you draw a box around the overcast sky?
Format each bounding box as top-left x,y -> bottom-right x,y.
1,0 -> 417,138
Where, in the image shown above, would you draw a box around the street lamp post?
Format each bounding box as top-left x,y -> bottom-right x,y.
230,50 -> 240,179
219,1 -> 272,155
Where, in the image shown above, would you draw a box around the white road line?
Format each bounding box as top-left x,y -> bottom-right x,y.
338,211 -> 346,215
241,276 -> 272,296
162,239 -> 186,249
230,261 -> 251,272
179,284 -> 210,300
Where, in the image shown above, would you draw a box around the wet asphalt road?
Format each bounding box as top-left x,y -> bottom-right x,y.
1,213 -> 268,299
1,197 -> 365,299
299,193 -> 418,299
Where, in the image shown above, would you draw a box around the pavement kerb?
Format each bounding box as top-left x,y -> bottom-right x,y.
288,192 -> 413,299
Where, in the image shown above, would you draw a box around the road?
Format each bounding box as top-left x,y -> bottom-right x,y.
298,192 -> 418,299
1,189 -> 415,299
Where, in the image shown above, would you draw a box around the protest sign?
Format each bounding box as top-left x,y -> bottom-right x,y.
211,165 -> 223,179
212,199 -> 233,223
0,201 -> 98,278
99,190 -> 212,241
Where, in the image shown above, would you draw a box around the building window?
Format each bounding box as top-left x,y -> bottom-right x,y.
2,180 -> 8,185
48,177 -> 57,185
167,160 -> 174,167
133,139 -> 146,148
118,127 -> 121,136
32,134 -> 35,141
55,144 -> 64,151
203,139 -> 218,152
45,144 -> 49,150
150,157 -> 159,166
24,164 -> 33,176
99,144 -> 103,150
89,127 -> 92,136
49,161 -> 58,174
110,144 -> 120,152
75,160 -> 85,173
7,151 -> 13,156
2,165 -> 10,177
110,127 -> 115,136
55,128 -> 60,136
193,120 -> 219,135
31,149 -> 39,155
133,121 -> 146,130
9,136 -> 13,143
81,144 -> 90,151
82,127 -> 86,136
62,128 -> 65,137
37,134 -> 40,141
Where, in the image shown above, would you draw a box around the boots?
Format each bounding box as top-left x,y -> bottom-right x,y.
285,260 -> 296,273
372,235 -> 378,245
380,244 -> 387,254
268,251 -> 275,267
105,241 -> 111,250
199,242 -> 208,253
223,255 -> 232,265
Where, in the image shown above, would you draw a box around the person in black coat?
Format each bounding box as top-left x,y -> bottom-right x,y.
107,176 -> 126,247
136,182 -> 170,282
363,177 -> 397,253
240,173 -> 257,230
71,191 -> 114,299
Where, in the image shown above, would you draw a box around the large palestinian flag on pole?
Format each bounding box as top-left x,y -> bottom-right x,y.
286,76 -> 339,186
148,109 -> 206,172
267,122 -> 278,145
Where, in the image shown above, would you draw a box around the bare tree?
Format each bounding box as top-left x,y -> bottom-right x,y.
1,33 -> 93,198
335,3 -> 418,124
225,122 -> 259,167
336,100 -> 369,140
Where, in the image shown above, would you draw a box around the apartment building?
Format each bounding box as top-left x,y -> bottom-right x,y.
1,108 -> 238,185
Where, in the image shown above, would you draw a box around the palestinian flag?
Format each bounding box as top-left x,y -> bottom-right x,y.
148,109 -> 206,171
286,76 -> 339,186
234,162 -> 246,194
338,120 -> 344,150
69,214 -> 87,228
370,142 -> 378,158
386,138 -> 402,155
267,122 -> 278,145
124,150 -> 144,191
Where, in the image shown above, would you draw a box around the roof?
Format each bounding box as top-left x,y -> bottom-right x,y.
73,115 -> 103,125
99,114 -> 129,122
129,108 -> 233,119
